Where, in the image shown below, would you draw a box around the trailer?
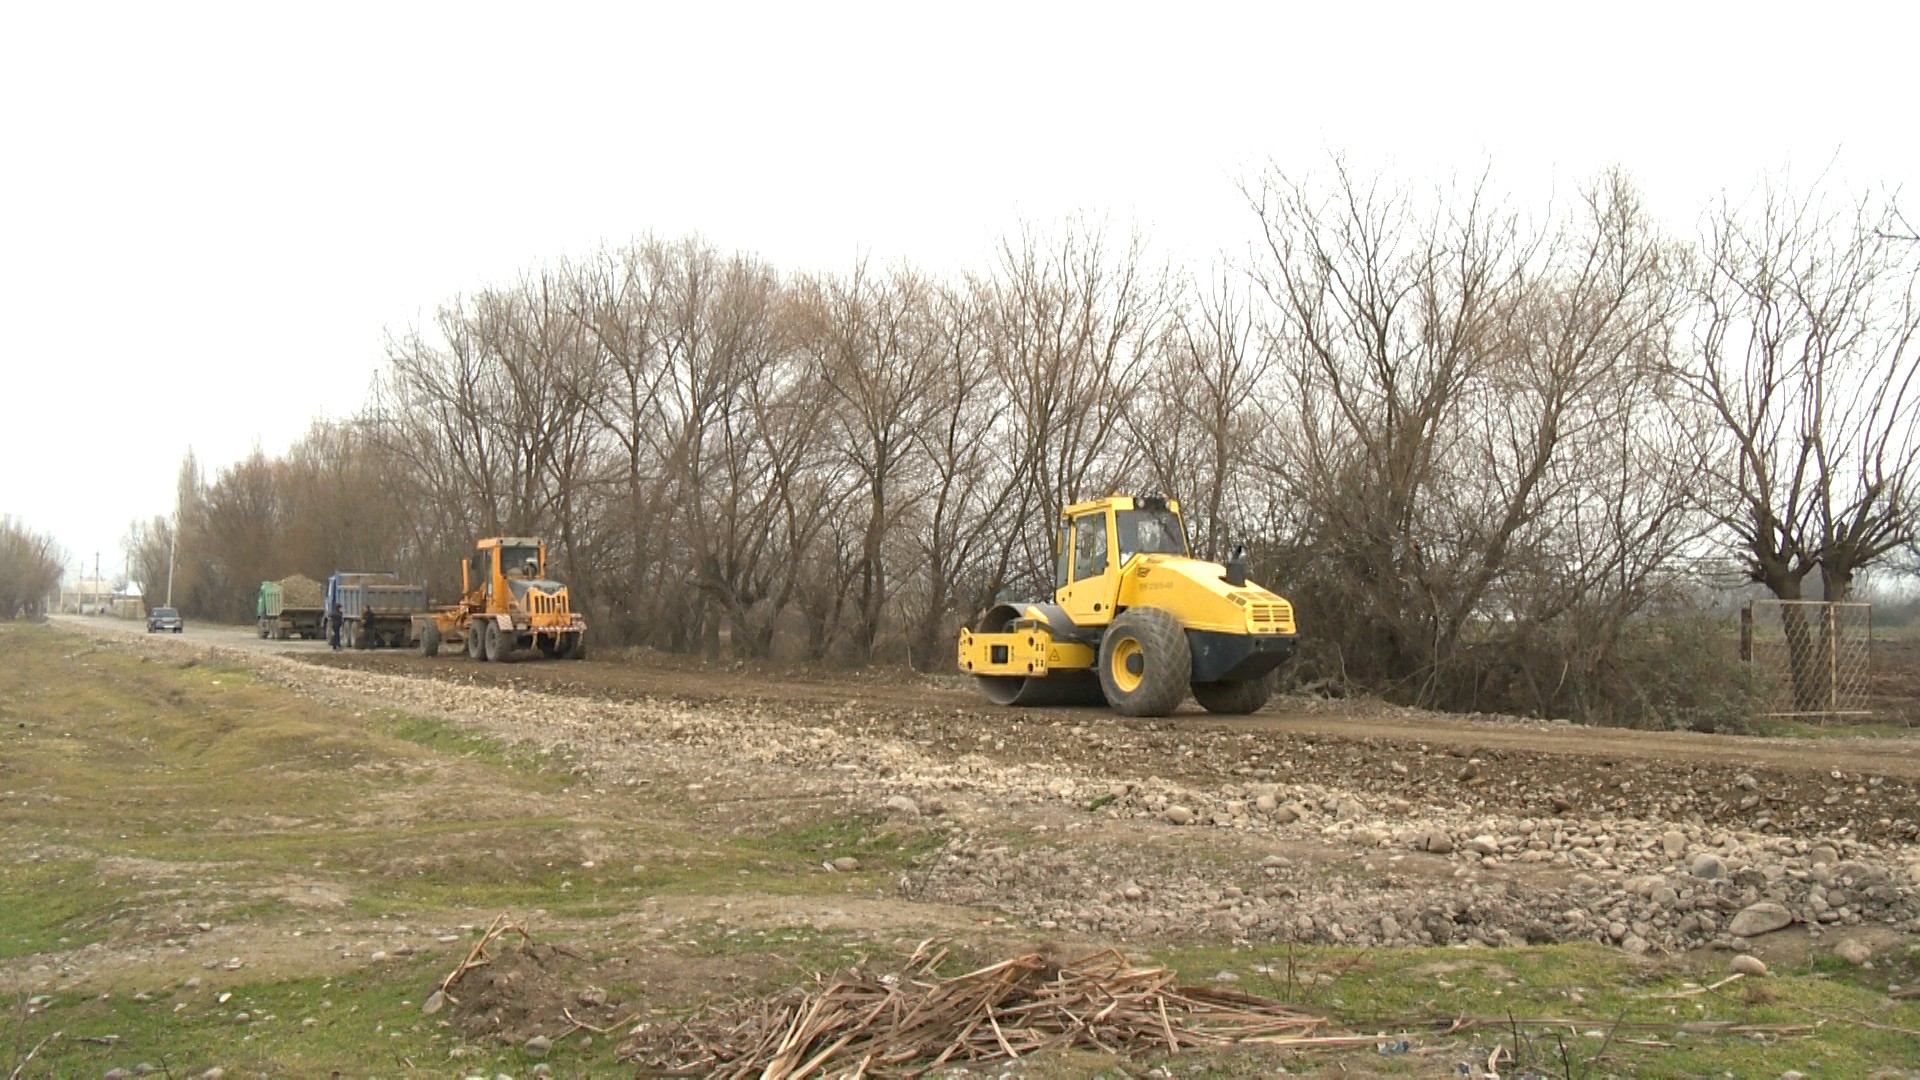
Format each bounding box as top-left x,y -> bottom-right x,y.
326,571 -> 429,650
256,577 -> 325,640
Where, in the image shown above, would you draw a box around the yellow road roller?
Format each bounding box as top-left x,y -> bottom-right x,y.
957,495 -> 1297,716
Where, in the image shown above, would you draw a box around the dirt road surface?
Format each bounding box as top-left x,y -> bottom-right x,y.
56,614 -> 1920,951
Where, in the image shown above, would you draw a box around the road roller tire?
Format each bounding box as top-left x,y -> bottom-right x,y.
1192,674 -> 1273,715
419,621 -> 441,658
1097,607 -> 1190,717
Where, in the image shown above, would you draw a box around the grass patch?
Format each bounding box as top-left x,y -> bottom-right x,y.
1145,940 -> 1920,1077
2,955 -> 634,1077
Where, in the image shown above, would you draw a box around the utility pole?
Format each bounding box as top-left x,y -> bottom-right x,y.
94,551 -> 100,613
166,522 -> 177,607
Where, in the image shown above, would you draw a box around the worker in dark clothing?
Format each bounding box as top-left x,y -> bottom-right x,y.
361,604 -> 376,649
328,602 -> 343,651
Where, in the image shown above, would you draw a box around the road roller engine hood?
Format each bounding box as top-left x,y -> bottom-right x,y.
1115,554 -> 1295,636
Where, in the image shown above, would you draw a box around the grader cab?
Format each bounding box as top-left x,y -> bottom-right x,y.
414,537 -> 587,662
957,496 -> 1296,716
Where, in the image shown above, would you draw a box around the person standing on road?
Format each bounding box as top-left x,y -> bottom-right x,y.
328,602 -> 343,651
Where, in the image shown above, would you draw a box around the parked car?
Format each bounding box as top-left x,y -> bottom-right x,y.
147,607 -> 184,633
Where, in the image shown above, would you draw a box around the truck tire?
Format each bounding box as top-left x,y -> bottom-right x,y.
419,621 -> 441,658
467,622 -> 486,660
1097,607 -> 1190,717
1192,674 -> 1273,715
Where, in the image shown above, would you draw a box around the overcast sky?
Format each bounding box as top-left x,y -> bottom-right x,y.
3,1 -> 1914,581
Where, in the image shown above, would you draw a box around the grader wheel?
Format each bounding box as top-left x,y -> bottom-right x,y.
419,621 -> 441,658
1096,607 -> 1190,717
484,622 -> 517,663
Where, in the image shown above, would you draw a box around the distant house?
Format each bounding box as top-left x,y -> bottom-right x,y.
112,582 -> 146,620
61,577 -> 115,615
60,578 -> 144,616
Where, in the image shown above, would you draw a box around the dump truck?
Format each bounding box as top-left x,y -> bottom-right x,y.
325,571 -> 429,649
256,575 -> 326,640
957,495 -> 1297,717
413,536 -> 586,661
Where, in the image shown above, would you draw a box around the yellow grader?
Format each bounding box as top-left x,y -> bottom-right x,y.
958,495 -> 1296,716
414,536 -> 587,662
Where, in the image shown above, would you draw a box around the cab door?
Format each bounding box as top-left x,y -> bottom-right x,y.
1056,509 -> 1120,627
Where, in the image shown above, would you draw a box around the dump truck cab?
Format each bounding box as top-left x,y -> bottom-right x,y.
958,495 -> 1297,716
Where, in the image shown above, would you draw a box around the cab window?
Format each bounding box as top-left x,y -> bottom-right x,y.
1054,525 -> 1071,589
1071,513 -> 1108,581
1116,508 -> 1188,563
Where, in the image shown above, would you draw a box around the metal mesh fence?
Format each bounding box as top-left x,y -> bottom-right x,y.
1739,600 -> 1873,719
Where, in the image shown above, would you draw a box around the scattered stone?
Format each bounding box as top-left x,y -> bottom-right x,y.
1833,939 -> 1872,966
422,990 -> 447,1015
1334,800 -> 1363,822
1163,806 -> 1195,826
885,795 -> 920,817
524,1034 -> 553,1058
1425,832 -> 1454,855
578,986 -> 608,1007
1259,854 -> 1289,869
1661,832 -> 1686,859
1809,845 -> 1838,867
1122,884 -> 1144,901
1728,902 -> 1793,938
105,1070 -> 133,1080
369,950 -> 388,963
201,1069 -> 225,1079
830,857 -> 860,873
1690,854 -> 1724,880
1464,835 -> 1500,857
1730,954 -> 1767,976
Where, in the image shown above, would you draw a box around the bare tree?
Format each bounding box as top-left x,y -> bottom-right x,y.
1127,270 -> 1272,559
0,517 -> 65,618
984,222 -> 1171,592
1248,163 -> 1690,710
1683,182 -> 1920,708
791,263 -> 943,663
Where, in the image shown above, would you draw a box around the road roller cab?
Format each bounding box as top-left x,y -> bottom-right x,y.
956,495 -> 1297,716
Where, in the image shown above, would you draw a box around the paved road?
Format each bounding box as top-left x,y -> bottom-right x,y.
53,613 -> 343,657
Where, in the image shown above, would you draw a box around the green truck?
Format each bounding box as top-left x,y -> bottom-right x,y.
256,576 -> 326,640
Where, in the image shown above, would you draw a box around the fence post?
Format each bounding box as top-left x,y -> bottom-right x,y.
1826,603 -> 1839,715
1739,605 -> 1752,663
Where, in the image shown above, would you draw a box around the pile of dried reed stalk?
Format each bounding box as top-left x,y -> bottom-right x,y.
624,942 -> 1362,1078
